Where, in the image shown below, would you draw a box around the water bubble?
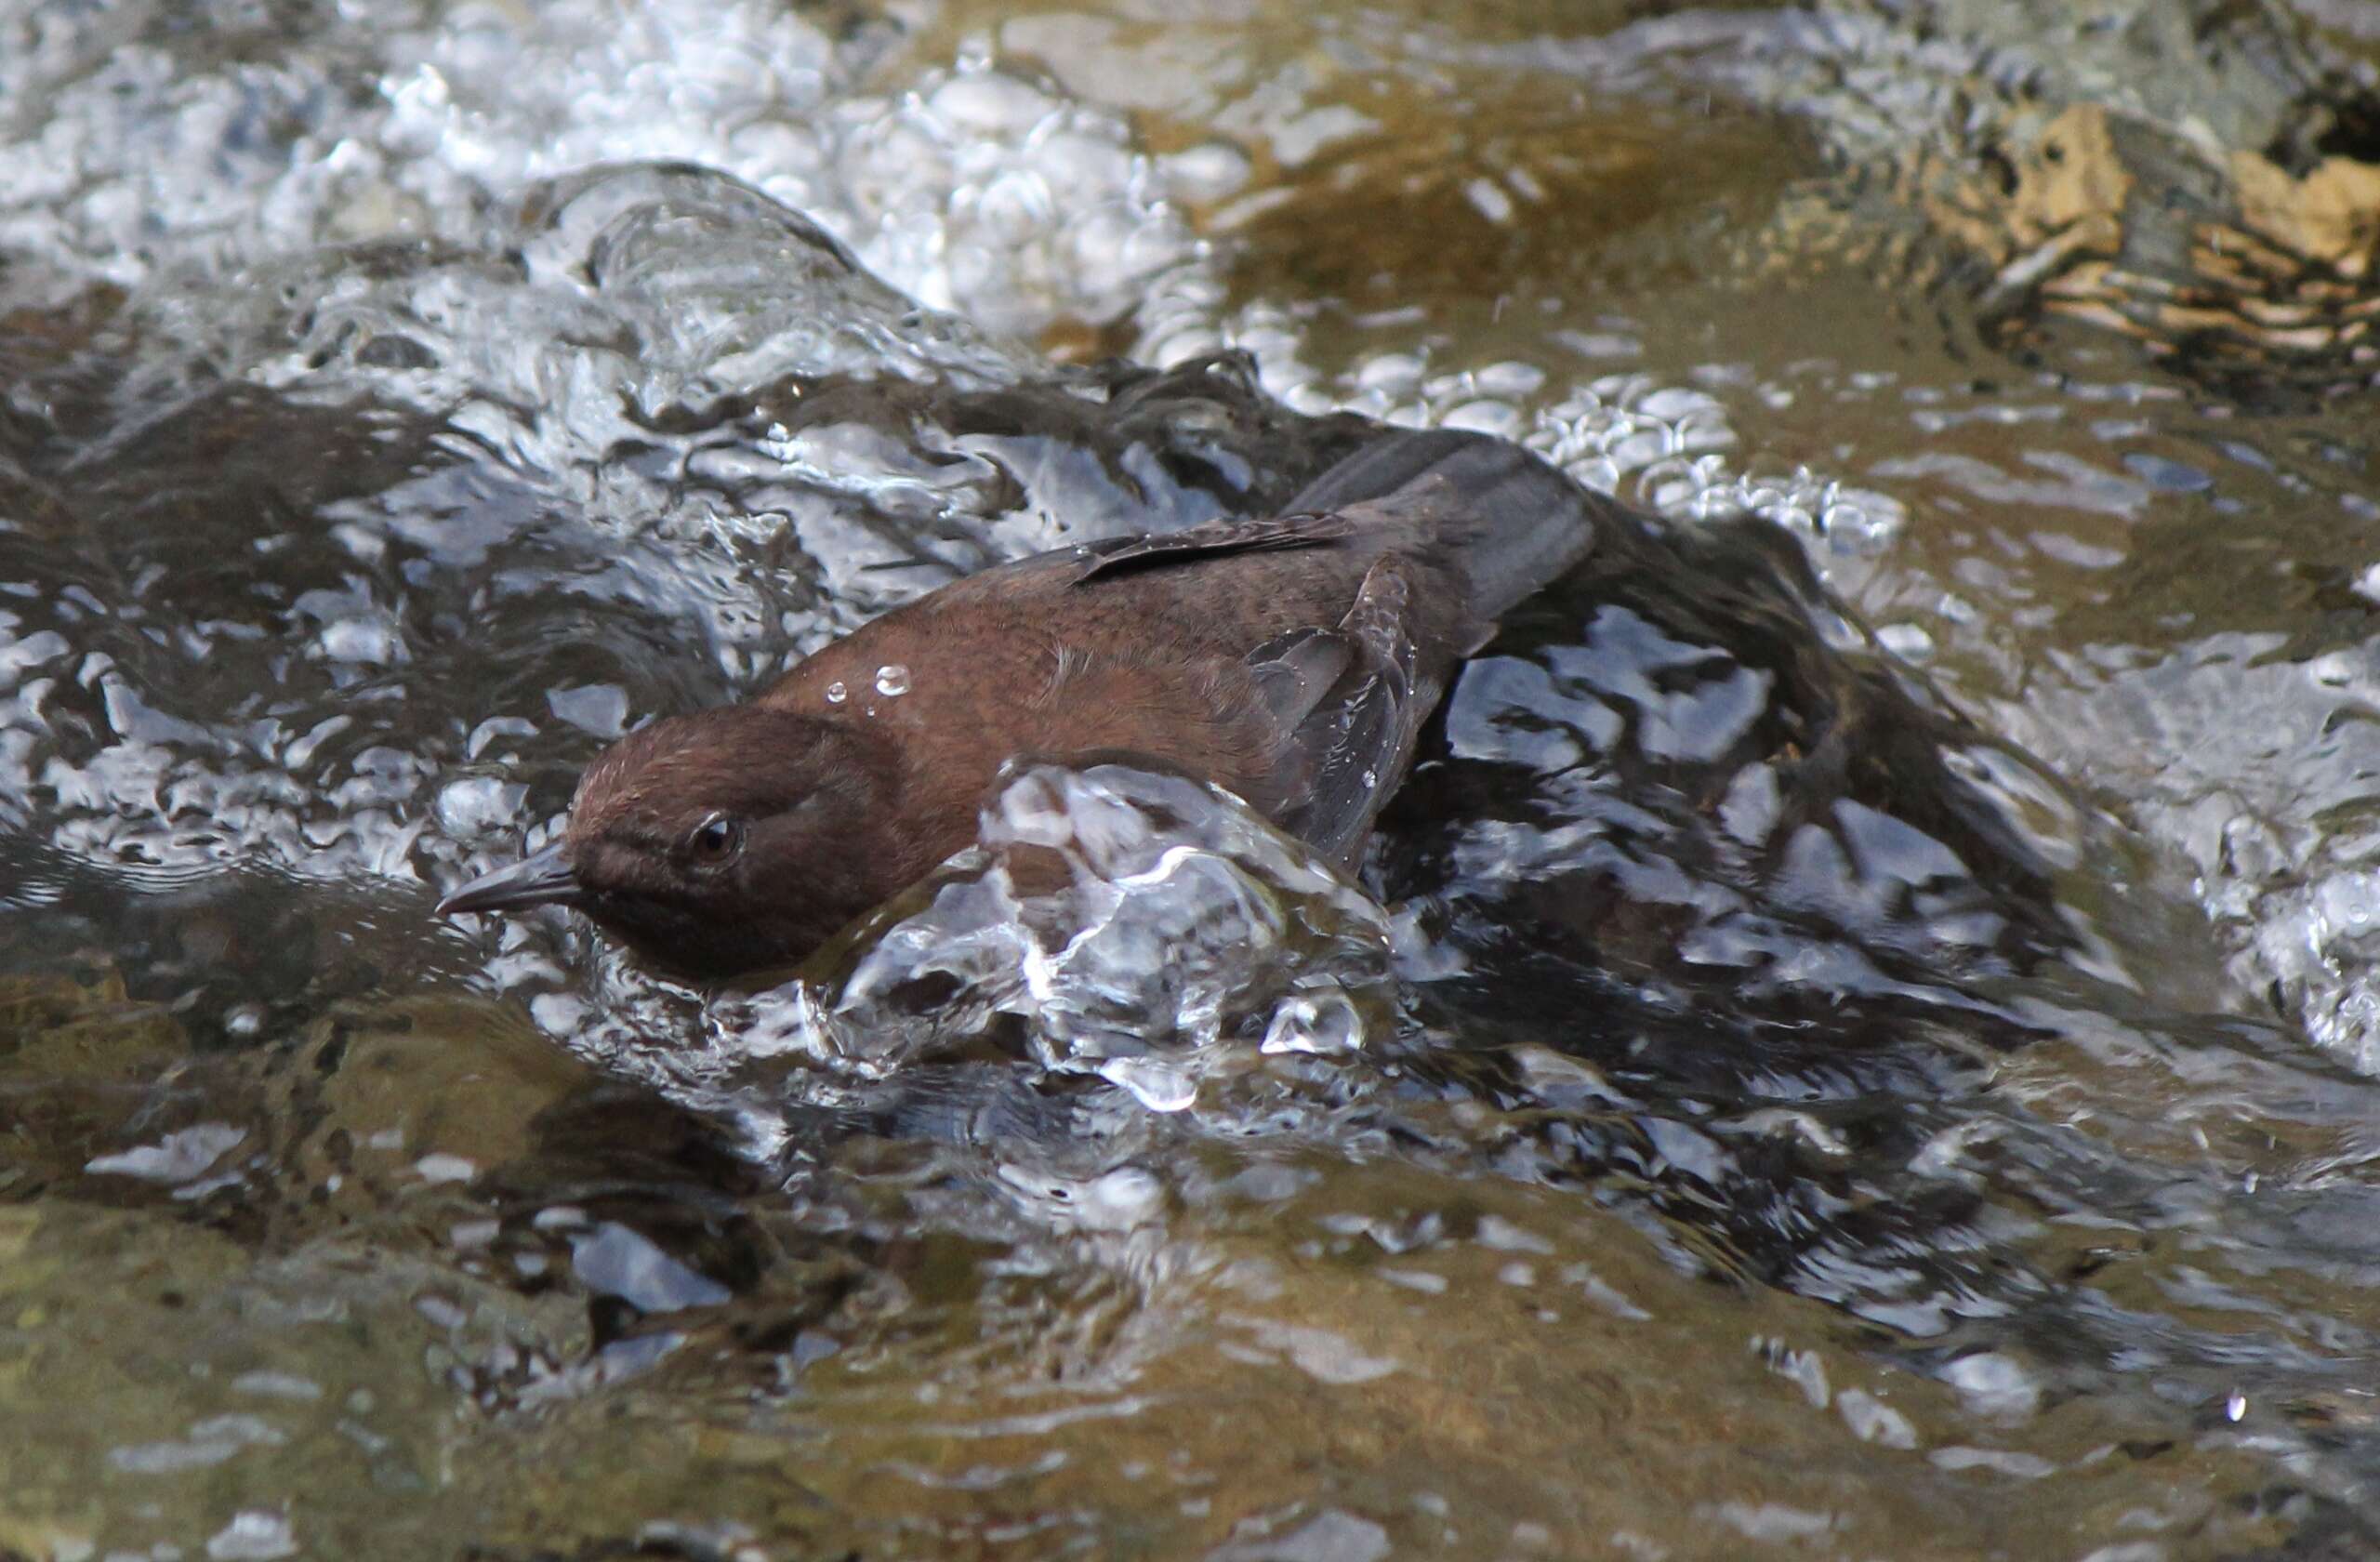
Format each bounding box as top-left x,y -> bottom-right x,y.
1876,623 -> 1936,661
874,663 -> 910,696
1262,991 -> 1365,1054
546,684 -> 628,738
824,681 -> 848,705
1940,1352 -> 2043,1422
314,615 -> 404,666
434,776 -> 528,837
1097,1056 -> 1198,1112
86,1124 -> 248,1184
997,1164 -> 1168,1229
205,1509 -> 298,1561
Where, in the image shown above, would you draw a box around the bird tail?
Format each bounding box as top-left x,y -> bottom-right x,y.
1285,428 -> 1600,625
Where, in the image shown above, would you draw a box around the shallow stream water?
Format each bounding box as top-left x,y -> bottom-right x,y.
7,1 -> 2380,1557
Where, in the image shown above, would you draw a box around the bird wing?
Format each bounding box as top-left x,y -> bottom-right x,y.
1246,555 -> 1428,865
1070,510 -> 1362,583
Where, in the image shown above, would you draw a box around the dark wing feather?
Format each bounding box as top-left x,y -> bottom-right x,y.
1073,510 -> 1360,584
1253,557 -> 1427,864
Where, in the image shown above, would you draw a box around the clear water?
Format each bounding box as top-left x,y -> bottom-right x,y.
7,1 -> 2380,1557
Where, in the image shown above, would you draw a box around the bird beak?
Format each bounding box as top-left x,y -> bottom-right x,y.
438,843 -> 582,918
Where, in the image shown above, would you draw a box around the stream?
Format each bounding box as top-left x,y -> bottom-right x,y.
7,1 -> 2380,1557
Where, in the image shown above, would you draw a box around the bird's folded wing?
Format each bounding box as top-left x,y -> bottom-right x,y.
1247,556 -> 1424,865
1071,510 -> 1361,583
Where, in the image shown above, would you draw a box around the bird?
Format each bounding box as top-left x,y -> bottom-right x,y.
437,427 -> 1600,979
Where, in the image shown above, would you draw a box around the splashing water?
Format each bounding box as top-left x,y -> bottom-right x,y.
703,761 -> 1395,1114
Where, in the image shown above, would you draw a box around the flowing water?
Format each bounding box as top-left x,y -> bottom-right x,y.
7,1 -> 2380,1557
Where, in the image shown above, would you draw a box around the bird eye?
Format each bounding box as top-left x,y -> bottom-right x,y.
686,813 -> 746,865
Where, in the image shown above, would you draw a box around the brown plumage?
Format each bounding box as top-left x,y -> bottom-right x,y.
438,428 -> 1600,978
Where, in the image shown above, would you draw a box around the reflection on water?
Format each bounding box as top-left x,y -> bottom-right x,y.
7,0 -> 2380,1557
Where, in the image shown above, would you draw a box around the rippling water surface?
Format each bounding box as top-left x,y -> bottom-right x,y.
8,1 -> 2380,1557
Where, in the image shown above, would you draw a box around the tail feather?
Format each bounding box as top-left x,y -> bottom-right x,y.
1285,428 -> 1599,625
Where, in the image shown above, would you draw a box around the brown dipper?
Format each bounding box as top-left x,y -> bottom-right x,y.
438,428 -> 1598,978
